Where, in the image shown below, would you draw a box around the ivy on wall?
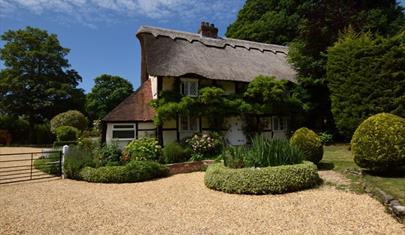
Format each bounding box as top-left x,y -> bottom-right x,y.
150,76 -> 303,132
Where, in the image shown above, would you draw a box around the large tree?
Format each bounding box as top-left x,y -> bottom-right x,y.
227,0 -> 405,132
0,27 -> 85,142
226,0 -> 301,45
86,74 -> 133,120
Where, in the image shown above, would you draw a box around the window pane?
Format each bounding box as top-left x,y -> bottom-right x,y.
113,125 -> 134,129
189,81 -> 198,96
273,117 -> 279,130
113,130 -> 134,139
280,118 -> 284,130
181,116 -> 188,130
190,116 -> 198,131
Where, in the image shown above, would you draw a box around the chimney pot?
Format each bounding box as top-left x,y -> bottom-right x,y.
198,21 -> 218,38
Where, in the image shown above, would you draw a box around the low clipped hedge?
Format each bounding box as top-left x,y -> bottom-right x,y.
79,160 -> 169,183
351,113 -> 405,171
204,161 -> 320,194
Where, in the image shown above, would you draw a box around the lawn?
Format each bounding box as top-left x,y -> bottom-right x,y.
321,144 -> 405,204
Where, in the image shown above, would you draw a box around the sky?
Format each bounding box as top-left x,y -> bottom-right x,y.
0,0 -> 245,93
1,0 -> 405,93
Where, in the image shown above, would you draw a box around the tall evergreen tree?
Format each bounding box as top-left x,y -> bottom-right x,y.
327,30 -> 405,139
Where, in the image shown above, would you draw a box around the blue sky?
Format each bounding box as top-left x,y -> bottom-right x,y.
1,0 -> 404,93
0,0 -> 245,93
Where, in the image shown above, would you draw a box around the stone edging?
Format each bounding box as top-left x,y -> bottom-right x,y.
166,160 -> 215,175
365,185 -> 405,224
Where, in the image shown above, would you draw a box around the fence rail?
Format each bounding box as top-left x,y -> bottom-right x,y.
0,150 -> 62,184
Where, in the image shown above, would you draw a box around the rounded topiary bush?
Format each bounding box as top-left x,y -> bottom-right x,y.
79,160 -> 169,183
290,127 -> 323,164
204,161 -> 320,194
351,113 -> 405,171
50,110 -> 88,133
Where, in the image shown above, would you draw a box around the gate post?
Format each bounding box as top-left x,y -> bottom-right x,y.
61,145 -> 69,179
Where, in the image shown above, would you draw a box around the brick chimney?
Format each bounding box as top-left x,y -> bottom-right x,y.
198,22 -> 218,38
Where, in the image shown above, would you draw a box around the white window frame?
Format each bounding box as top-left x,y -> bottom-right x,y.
112,124 -> 136,140
179,115 -> 199,132
180,78 -> 198,97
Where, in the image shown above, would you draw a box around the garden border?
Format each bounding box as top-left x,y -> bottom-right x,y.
166,160 -> 215,175
365,184 -> 405,224
204,161 -> 321,195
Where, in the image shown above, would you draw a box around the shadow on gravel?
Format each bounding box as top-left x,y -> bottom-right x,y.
317,162 -> 335,171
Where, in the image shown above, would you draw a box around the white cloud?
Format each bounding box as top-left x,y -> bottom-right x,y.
0,0 -> 242,27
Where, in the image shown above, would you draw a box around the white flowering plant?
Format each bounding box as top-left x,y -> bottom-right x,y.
185,132 -> 223,160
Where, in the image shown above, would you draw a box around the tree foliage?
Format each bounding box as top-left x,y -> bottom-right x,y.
86,74 -> 133,120
0,27 -> 85,141
242,75 -> 301,115
227,0 -> 405,131
226,0 -> 301,45
327,30 -> 405,138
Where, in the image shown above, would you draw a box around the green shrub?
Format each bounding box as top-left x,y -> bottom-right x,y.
245,136 -> 304,167
79,160 -> 169,183
319,132 -> 333,145
185,132 -> 223,159
77,137 -> 100,152
63,146 -> 95,180
351,113 -> 405,171
124,138 -> 161,162
55,126 -> 80,141
223,145 -> 246,168
95,142 -> 122,167
290,128 -> 323,164
50,110 -> 88,133
53,141 -> 77,148
163,143 -> 187,163
204,162 -> 320,194
34,151 -> 61,175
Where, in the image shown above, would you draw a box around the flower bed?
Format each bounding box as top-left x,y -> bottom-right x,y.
204,161 -> 320,194
166,160 -> 215,175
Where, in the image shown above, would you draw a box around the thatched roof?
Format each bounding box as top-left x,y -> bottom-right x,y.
103,79 -> 155,122
137,26 -> 297,83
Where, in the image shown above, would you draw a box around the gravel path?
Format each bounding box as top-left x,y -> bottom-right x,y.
1,172 -> 404,234
319,170 -> 351,186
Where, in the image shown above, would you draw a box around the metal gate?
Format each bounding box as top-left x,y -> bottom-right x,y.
0,150 -> 62,184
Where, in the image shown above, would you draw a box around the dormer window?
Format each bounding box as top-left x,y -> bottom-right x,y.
180,78 -> 198,97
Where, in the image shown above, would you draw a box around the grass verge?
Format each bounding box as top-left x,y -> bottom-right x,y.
321,144 -> 405,204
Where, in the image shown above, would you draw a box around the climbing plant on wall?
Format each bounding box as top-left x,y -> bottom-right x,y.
150,76 -> 303,131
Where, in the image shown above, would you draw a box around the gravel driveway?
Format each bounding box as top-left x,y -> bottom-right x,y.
1,172 -> 404,234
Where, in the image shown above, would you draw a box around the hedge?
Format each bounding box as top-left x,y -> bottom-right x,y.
204,161 -> 320,194
53,141 -> 77,148
79,160 -> 169,183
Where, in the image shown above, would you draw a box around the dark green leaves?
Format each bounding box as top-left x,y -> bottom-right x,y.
86,74 -> 133,120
